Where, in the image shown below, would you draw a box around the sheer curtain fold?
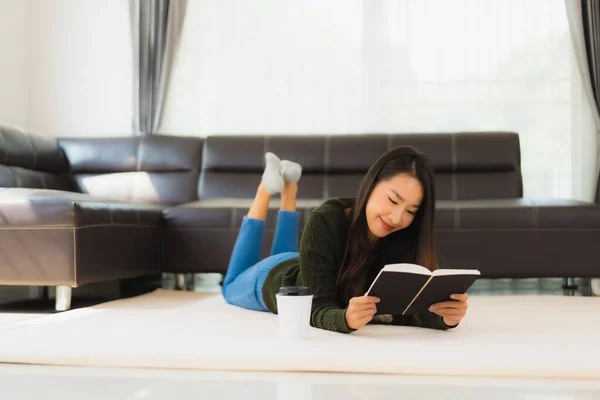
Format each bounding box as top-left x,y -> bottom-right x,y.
564,0 -> 600,203
130,0 -> 187,136
162,0 -> 598,201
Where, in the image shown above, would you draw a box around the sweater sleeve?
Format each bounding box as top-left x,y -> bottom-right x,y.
298,212 -> 354,334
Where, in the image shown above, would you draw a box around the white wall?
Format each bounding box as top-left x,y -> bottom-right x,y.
0,0 -> 132,137
0,0 -> 31,131
30,0 -> 133,137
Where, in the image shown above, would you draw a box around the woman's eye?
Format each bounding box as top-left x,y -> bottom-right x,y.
407,210 -> 416,216
388,197 -> 397,205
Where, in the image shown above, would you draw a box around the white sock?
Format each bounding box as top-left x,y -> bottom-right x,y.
262,152 -> 284,194
281,160 -> 302,182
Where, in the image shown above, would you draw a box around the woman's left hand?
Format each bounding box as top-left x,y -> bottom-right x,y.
428,293 -> 469,327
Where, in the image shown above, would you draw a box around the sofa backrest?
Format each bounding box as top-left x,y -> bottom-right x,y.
59,135 -> 203,205
198,132 -> 522,201
0,126 -> 73,191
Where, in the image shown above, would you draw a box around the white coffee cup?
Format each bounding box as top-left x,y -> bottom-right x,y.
276,286 -> 313,340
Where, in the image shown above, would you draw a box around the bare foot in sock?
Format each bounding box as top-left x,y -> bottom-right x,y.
262,152 -> 284,194
281,160 -> 302,183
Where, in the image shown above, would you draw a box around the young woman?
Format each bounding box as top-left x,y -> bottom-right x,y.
221,148 -> 469,333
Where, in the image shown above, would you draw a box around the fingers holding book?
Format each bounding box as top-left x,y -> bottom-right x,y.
428,293 -> 469,327
345,295 -> 380,330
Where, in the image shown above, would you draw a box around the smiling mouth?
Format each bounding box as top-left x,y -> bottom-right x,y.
379,217 -> 395,232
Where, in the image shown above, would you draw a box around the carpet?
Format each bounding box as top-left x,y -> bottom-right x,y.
0,289 -> 598,380
0,313 -> 46,327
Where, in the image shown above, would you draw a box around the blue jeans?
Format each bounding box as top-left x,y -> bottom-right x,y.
222,210 -> 300,311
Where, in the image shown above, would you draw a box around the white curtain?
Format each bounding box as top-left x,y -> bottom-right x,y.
161,0 -> 598,202
564,0 -> 600,203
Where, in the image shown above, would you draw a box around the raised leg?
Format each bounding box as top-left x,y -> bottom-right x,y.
271,182 -> 301,255
223,182 -> 274,287
247,181 -> 272,220
280,181 -> 298,212
55,286 -> 72,311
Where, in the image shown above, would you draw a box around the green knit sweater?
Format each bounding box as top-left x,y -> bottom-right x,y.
262,197 -> 454,334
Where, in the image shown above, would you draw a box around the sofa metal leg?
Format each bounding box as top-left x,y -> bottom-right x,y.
562,277 -> 578,296
591,278 -> 600,297
55,286 -> 72,311
175,274 -> 187,291
39,286 -> 49,300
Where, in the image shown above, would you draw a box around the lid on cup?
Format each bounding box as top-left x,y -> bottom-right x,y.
278,286 -> 311,296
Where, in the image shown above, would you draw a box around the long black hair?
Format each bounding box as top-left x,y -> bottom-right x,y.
335,146 -> 438,306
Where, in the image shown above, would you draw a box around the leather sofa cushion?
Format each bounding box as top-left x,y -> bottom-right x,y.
200,132 -> 520,173
164,199 -> 325,230
0,126 -> 72,191
0,188 -> 163,227
436,198 -> 600,230
0,126 -> 68,173
59,136 -> 203,205
198,132 -> 522,201
163,197 -> 600,277
166,198 -> 599,231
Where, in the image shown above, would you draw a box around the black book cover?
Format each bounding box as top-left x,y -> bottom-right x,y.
366,271 -> 430,315
403,274 -> 480,315
366,264 -> 480,316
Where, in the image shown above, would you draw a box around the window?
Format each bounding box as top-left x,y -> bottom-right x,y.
162,0 -> 597,201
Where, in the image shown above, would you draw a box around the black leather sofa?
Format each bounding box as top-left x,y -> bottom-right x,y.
163,133 -> 600,282
0,125 -> 598,310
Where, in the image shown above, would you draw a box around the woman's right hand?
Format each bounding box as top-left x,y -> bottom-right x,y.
345,295 -> 380,330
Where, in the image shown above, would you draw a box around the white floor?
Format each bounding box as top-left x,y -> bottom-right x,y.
1,364 -> 600,400
0,312 -> 44,326
1,283 -> 599,399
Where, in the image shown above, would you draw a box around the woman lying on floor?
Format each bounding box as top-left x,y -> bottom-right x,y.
221,147 -> 468,333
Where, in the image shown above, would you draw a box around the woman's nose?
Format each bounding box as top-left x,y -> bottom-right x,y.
390,207 -> 405,225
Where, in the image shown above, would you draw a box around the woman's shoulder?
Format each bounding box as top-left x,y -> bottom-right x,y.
301,198 -> 354,258
305,197 -> 355,234
310,197 -> 355,219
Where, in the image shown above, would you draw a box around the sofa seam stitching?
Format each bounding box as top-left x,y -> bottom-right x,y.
455,202 -> 460,230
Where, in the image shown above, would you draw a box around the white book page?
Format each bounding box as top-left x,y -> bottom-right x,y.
381,263 -> 432,275
432,269 -> 481,276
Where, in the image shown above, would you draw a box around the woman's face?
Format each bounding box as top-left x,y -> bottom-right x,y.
365,173 -> 423,242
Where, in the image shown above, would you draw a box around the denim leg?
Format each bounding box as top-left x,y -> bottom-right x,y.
222,216 -> 265,287
222,251 -> 298,311
270,210 -> 300,256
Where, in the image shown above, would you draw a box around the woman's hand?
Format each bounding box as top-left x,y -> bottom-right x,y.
345,295 -> 380,330
428,293 -> 468,327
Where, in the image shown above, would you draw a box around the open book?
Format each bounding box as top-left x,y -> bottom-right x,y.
365,263 -> 481,316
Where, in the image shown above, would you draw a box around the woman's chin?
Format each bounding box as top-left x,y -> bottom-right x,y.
367,225 -> 388,240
